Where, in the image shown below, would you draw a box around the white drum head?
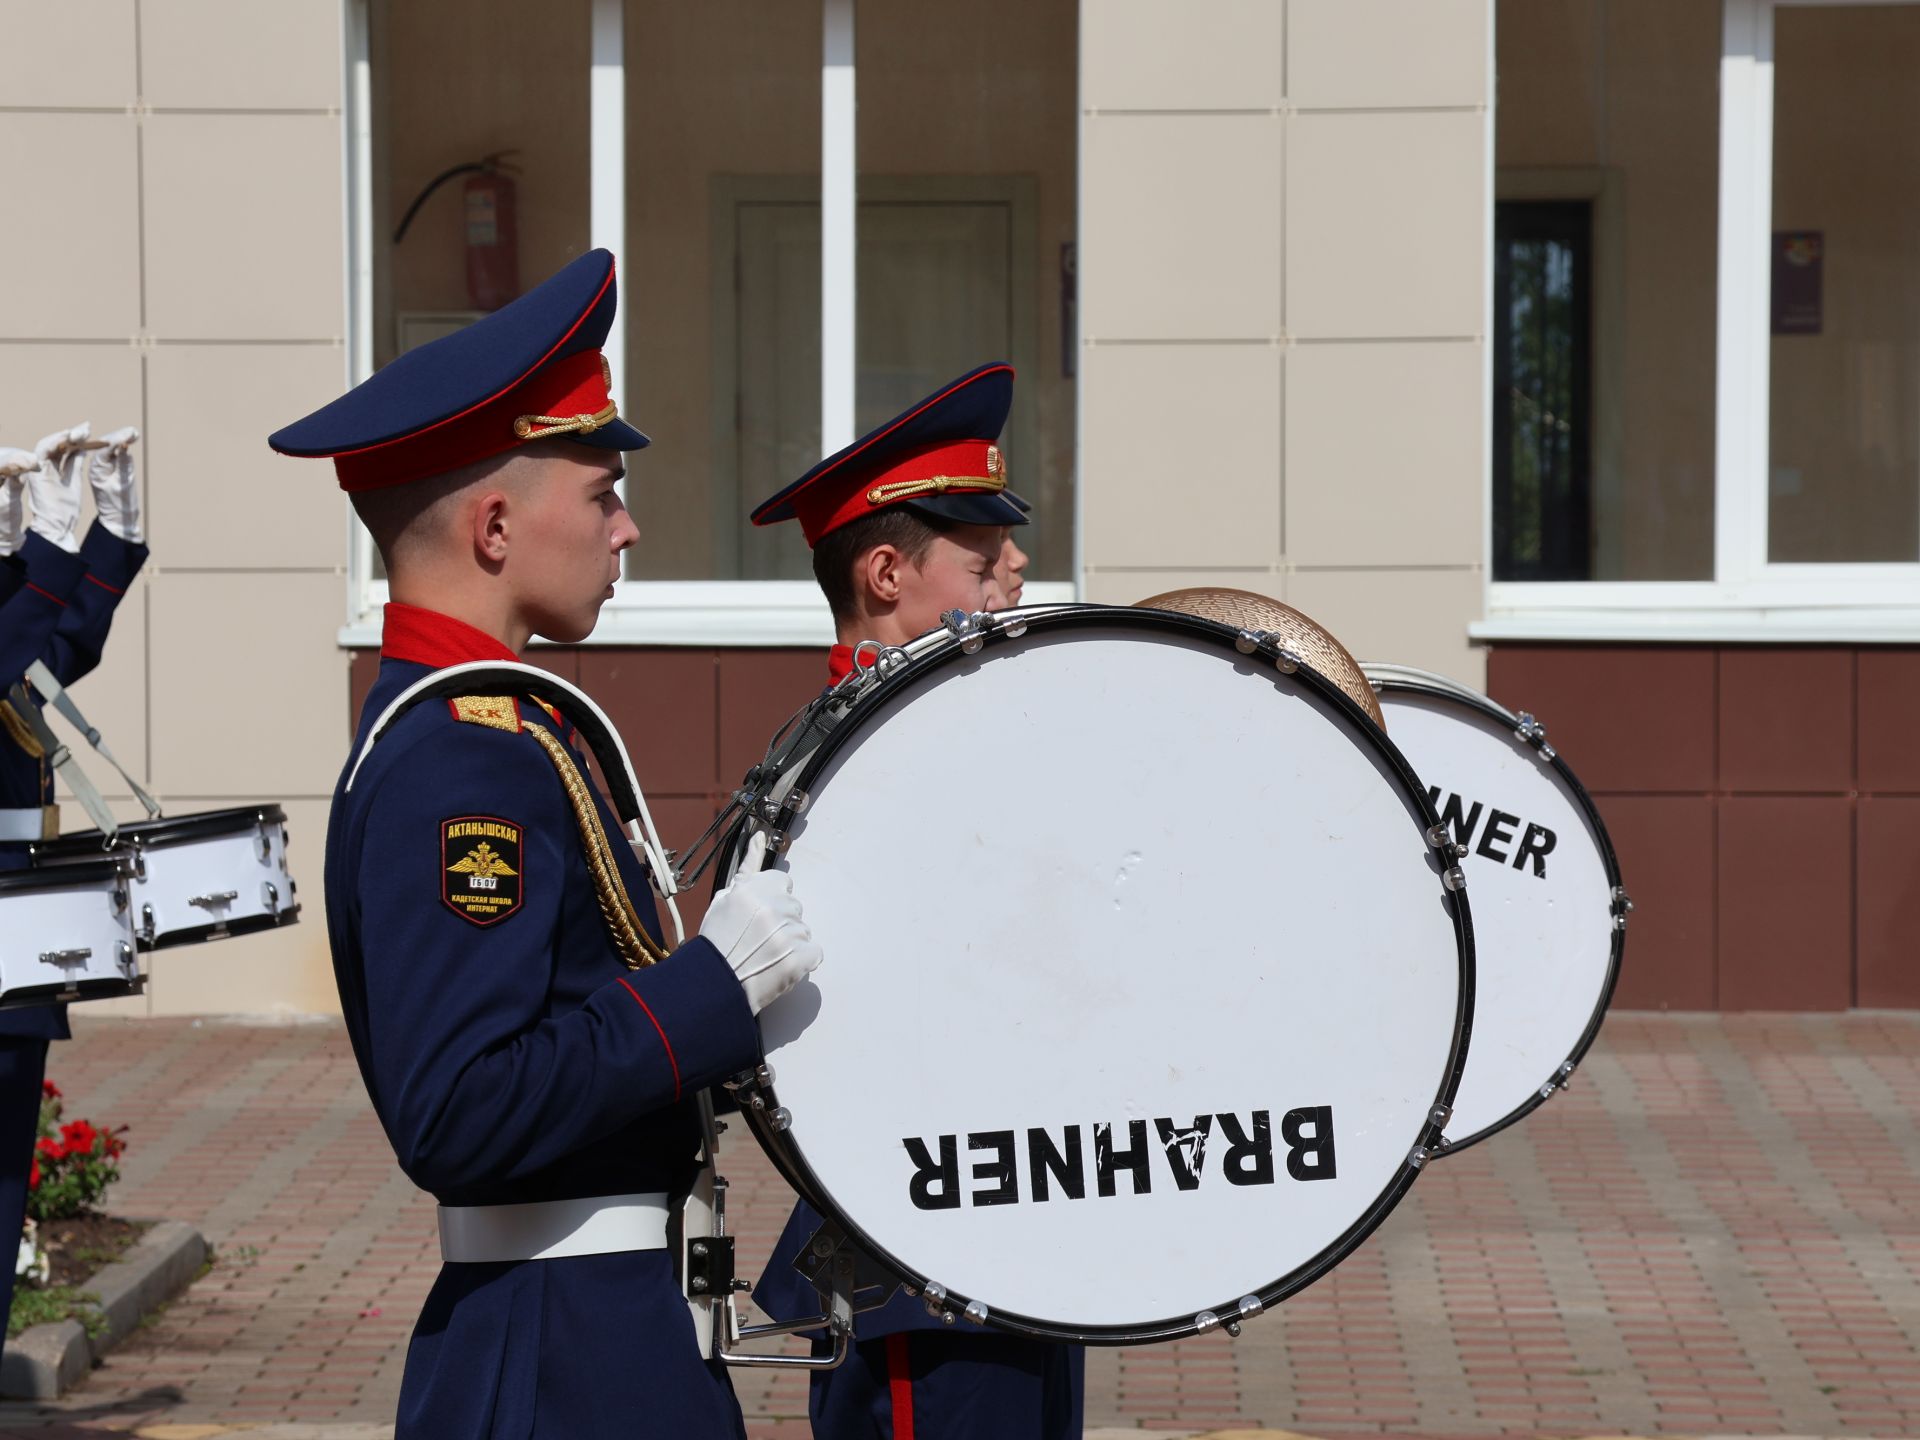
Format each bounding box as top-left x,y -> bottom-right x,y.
1365,667 -> 1624,1151
744,610 -> 1471,1342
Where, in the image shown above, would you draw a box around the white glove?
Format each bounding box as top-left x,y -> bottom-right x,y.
700,832 -> 822,1015
0,448 -> 30,556
28,424 -> 89,554
86,426 -> 142,544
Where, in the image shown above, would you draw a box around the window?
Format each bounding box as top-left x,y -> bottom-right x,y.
1482,0 -> 1920,639
1493,201 -> 1592,581
342,0 -> 1078,645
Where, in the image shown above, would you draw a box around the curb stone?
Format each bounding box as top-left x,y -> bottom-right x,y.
0,1219 -> 208,1400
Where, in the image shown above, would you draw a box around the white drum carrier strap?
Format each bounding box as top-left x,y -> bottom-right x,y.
4,681 -> 119,842
437,1191 -> 671,1263
25,661 -> 163,821
346,659 -> 685,942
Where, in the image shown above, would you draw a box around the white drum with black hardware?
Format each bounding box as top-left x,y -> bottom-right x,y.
713,605 -> 1474,1345
33,806 -> 300,949
1362,663 -> 1628,1152
0,858 -> 144,1008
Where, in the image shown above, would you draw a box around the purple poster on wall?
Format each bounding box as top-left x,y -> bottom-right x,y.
1772,231 -> 1824,335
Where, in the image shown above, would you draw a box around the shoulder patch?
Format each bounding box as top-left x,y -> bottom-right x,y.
448,695 -> 522,733
442,815 -> 525,926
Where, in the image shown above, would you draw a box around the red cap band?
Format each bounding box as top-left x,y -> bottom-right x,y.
794,439 -> 1005,545
331,349 -> 614,492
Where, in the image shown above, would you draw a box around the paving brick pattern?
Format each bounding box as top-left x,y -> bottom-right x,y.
0,1011 -> 1911,1437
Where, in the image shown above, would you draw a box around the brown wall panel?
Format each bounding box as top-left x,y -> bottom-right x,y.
1597,794 -> 1716,1010
1717,796 -> 1853,1011
1486,646 -> 1715,792
717,648 -> 833,783
1857,648 -> 1920,793
1855,797 -> 1920,1008
580,649 -> 721,794
1718,647 -> 1854,793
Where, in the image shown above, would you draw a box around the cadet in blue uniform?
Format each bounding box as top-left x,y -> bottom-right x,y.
269,249 -> 823,1440
749,363 -> 1085,1440
0,427 -> 149,1358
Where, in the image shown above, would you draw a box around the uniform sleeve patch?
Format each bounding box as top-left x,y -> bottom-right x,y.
442,815 -> 525,925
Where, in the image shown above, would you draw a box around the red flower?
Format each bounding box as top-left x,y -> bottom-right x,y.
35,1138 -> 64,1163
41,1080 -> 60,1099
59,1120 -> 98,1155
28,1159 -> 39,1190
103,1130 -> 127,1158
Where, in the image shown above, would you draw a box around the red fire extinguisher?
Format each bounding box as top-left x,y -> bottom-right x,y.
392,151 -> 522,312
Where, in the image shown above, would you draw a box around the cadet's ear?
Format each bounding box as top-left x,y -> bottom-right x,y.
857,543 -> 904,607
473,490 -> 511,564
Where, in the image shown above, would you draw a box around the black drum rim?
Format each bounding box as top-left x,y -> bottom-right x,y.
727,603 -> 1476,1345
30,804 -> 291,862
0,856 -> 128,893
1365,667 -> 1626,1157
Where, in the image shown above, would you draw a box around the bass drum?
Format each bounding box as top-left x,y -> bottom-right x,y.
0,858 -> 144,1009
33,805 -> 299,949
1363,664 -> 1628,1152
723,605 -> 1473,1344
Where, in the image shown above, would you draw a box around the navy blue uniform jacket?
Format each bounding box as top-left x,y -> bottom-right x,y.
0,524 -> 149,1038
327,606 -> 761,1439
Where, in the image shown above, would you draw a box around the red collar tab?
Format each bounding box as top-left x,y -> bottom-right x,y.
380,602 -> 520,668
333,350 -> 615,493
826,644 -> 883,684
796,439 -> 1006,547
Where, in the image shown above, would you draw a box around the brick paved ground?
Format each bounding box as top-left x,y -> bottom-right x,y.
0,1011 -> 1912,1438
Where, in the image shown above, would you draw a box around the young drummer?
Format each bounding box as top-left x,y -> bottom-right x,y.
749,362 -> 1084,1440
269,249 -> 822,1440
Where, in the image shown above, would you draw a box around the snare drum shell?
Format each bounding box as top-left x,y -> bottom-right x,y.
34,806 -> 299,949
0,860 -> 145,1009
1365,668 -> 1624,1152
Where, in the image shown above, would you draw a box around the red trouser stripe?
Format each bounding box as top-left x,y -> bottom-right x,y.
887,1332 -> 915,1440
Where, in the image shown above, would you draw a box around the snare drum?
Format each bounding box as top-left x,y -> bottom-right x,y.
0,859 -> 144,1009
720,605 -> 1473,1344
1362,664 -> 1628,1152
33,805 -> 300,949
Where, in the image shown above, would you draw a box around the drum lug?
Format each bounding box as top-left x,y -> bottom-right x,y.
263,881 -> 281,918
922,1281 -> 954,1323
1429,1103 -> 1452,1129
1514,711 -> 1548,749
962,1299 -> 988,1326
139,904 -> 156,947
1193,1308 -> 1221,1335
1274,648 -> 1303,676
1234,629 -> 1262,655
117,941 -> 137,979
1611,885 -> 1634,930
939,609 -> 995,656
1441,865 -> 1466,892
1407,1145 -> 1433,1169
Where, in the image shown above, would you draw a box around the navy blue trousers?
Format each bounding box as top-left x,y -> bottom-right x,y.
0,1039 -> 49,1353
809,1331 -> 1084,1440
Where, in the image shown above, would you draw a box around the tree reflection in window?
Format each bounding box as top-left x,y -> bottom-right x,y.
1494,201 -> 1592,581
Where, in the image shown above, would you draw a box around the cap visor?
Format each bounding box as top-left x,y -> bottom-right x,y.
567,418 -> 652,452
905,492 -> 1029,528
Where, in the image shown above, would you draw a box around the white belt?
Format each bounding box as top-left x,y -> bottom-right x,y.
0,807 -> 54,844
437,1191 -> 671,1264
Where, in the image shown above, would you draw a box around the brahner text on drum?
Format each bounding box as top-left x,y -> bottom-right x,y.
902,1107 -> 1336,1211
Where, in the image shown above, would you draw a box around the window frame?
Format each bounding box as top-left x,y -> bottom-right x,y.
339,0 -> 1076,649
1478,0 -> 1920,642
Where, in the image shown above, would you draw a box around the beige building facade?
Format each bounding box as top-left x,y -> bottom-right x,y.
4,0 -> 1916,1015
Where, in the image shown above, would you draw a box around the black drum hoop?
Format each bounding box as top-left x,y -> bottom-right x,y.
1366,667 -> 1626,1156
0,977 -> 145,1011
723,604 -> 1476,1346
144,908 -> 302,951
0,856 -> 128,894
30,804 -> 291,863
